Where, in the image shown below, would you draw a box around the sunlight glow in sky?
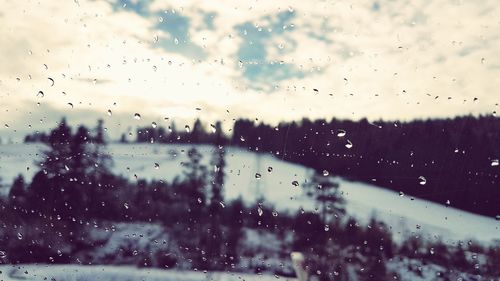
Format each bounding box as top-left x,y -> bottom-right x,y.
1,0 -> 499,138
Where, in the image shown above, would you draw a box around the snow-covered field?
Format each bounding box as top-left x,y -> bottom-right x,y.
0,143 -> 499,244
0,264 -> 295,281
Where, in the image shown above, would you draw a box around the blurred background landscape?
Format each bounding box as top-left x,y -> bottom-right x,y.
0,0 -> 499,280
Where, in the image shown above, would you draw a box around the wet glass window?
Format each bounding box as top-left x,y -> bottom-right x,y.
0,0 -> 499,281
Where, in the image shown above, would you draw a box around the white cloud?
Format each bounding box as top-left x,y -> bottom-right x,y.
1,0 -> 499,139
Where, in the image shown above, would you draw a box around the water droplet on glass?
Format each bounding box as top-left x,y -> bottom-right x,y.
255,173 -> 262,179
324,225 -> 330,231
68,103 -> 73,109
345,140 -> 353,149
219,202 -> 225,208
0,251 -> 6,258
257,207 -> 263,216
133,250 -> 138,256
134,113 -> 141,120
418,176 -> 427,185
154,163 -> 160,169
322,170 -> 329,176
337,129 -> 346,137
124,203 -> 129,209
491,159 -> 499,167
48,77 -> 54,86
292,180 -> 299,187
174,38 -> 179,45
267,166 -> 273,173
17,233 -> 23,240
152,122 -> 157,128
37,91 -> 44,98
107,109 -> 112,116
185,125 -> 190,133
240,136 -> 245,142
272,211 -> 278,217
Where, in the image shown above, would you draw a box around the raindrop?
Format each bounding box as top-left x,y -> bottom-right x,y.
324,225 -> 330,231
152,122 -> 157,128
292,180 -> 299,187
37,91 -> 44,98
154,163 -> 160,169
0,251 -> 6,258
491,159 -> 499,167
124,203 -> 129,209
399,191 -> 404,197
133,250 -> 138,256
4,124 -> 9,128
17,233 -> 23,240
495,215 -> 500,221
64,165 -> 70,171
153,35 -> 159,43
322,170 -> 329,176
267,166 -> 273,173
185,125 -> 190,133
418,176 -> 427,185
107,109 -> 112,116
134,113 -> 141,120
68,103 -> 74,109
255,173 -> 262,179
174,38 -> 179,45
337,129 -> 346,137
345,140 -> 353,149
219,202 -> 225,208
429,248 -> 435,255
240,136 -> 245,142
48,77 -> 54,86
272,211 -> 278,217
257,207 -> 263,216
210,124 -> 216,133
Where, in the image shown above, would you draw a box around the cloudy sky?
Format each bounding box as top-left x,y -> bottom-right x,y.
0,0 -> 499,139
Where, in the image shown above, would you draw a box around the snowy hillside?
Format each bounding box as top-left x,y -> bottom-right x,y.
0,264 -> 295,281
0,143 -> 498,244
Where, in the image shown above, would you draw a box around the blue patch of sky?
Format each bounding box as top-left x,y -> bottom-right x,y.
236,11 -> 308,90
112,0 -> 206,59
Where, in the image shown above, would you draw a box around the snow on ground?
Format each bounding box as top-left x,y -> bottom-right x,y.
0,143 -> 499,244
0,264 -> 295,281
